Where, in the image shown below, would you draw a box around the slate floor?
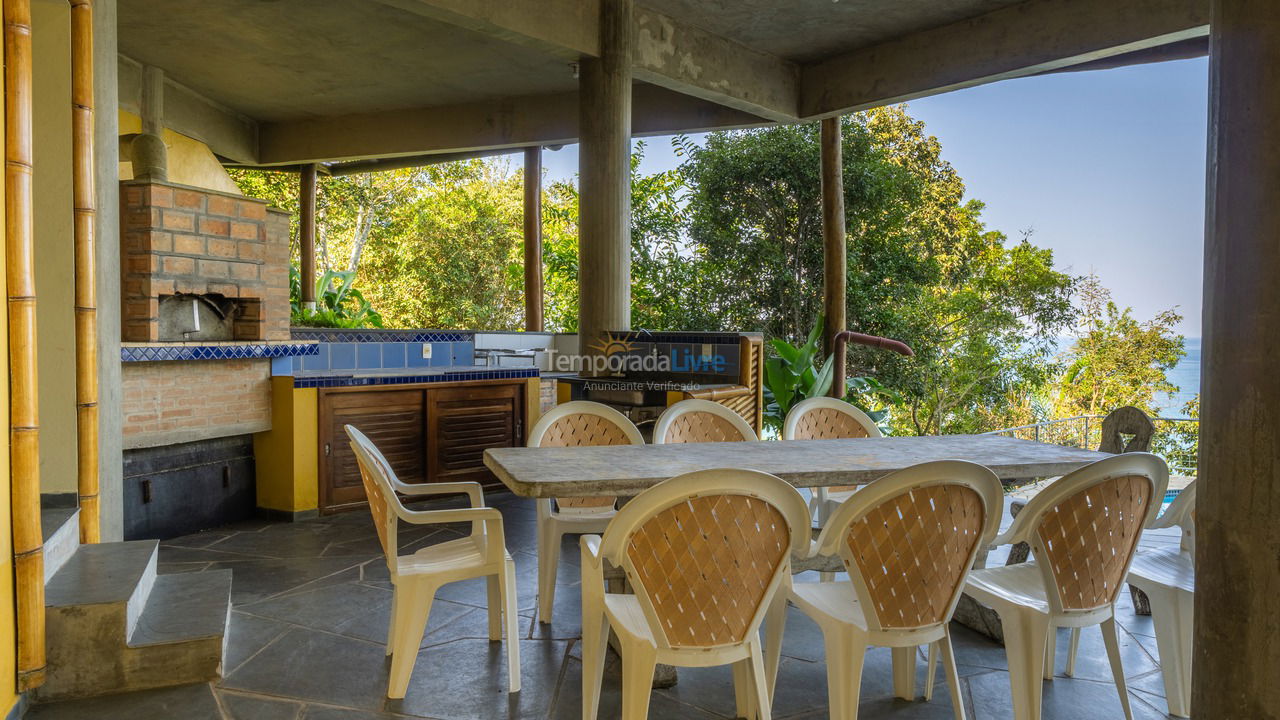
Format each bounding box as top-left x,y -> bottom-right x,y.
27,491 -> 1181,719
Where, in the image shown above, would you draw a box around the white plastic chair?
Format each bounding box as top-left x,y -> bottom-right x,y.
652,398 -> 757,444
766,460 -> 1003,720
1126,480 -> 1196,717
964,453 -> 1169,720
526,401 -> 644,623
580,468 -> 810,720
345,425 -> 520,698
783,397 -> 884,526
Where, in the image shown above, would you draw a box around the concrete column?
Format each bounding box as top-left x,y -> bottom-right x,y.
92,0 -> 122,540
821,116 -> 846,392
577,0 -> 632,369
298,163 -> 317,311
523,146 -> 543,332
1194,1 -> 1280,716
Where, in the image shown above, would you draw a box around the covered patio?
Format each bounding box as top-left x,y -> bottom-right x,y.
0,0 -> 1274,719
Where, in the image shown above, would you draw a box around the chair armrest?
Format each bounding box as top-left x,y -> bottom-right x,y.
394,505 -> 502,526
393,480 -> 485,507
989,527 -> 1019,549
580,534 -> 603,566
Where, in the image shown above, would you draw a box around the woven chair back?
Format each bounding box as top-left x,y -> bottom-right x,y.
844,484 -> 986,629
661,411 -> 749,444
1034,474 -> 1153,611
785,399 -> 883,492
346,426 -> 396,562
528,401 -> 643,511
625,494 -> 790,647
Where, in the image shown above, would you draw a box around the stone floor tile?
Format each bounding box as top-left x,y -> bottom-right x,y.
967,669 -> 1168,720
552,653 -> 728,720
223,610 -> 291,674
301,706 -> 400,720
207,557 -> 366,605
387,639 -> 566,720
221,628 -> 392,710
27,682 -> 222,720
219,690 -> 305,720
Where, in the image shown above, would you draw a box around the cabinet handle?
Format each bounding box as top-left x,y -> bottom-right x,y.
325,443 -> 331,457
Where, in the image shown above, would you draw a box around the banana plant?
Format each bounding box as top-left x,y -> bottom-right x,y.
762,316 -> 836,434
290,265 -> 385,328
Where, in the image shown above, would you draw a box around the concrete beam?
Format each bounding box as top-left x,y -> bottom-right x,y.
256,83 -> 767,166
373,0 -> 799,121
800,0 -> 1211,118
118,55 -> 258,163
632,6 -> 798,122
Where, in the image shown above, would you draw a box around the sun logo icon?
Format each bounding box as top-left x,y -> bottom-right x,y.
589,331 -> 635,357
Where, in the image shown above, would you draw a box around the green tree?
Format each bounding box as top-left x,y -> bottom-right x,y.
1054,274 -> 1186,417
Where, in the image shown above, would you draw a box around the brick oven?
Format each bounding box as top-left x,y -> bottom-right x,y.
118,180 -> 310,539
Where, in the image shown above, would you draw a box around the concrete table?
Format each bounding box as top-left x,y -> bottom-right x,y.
486,435 -> 1110,649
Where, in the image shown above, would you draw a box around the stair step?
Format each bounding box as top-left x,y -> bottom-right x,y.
41,507 -> 80,583
129,570 -> 232,648
45,540 -> 158,639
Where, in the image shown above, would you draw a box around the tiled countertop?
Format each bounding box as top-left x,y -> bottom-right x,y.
121,340 -> 319,362
291,365 -> 539,389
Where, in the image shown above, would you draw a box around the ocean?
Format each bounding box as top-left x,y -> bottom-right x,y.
1158,336 -> 1200,417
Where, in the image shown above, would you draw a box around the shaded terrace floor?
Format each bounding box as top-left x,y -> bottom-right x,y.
28,491 -> 1182,720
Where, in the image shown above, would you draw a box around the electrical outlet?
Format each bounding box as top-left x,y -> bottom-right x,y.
421,344 -> 432,359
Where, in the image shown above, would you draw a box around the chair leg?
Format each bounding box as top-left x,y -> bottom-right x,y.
748,639 -> 773,720
1101,617 -> 1134,720
386,582 -> 401,656
1173,589 -> 1194,718
939,630 -> 968,720
763,590 -> 788,700
1043,625 -> 1057,680
537,520 -> 561,624
501,558 -> 522,693
999,609 -> 1050,720
580,583 -> 610,720
925,641 -> 937,701
1065,627 -> 1081,678
486,574 -> 502,641
823,628 -> 866,720
733,659 -> 755,720
388,581 -> 436,699
620,641 -> 657,720
891,646 -> 917,700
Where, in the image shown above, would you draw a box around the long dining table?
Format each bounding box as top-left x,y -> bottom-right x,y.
483,433 -> 1109,500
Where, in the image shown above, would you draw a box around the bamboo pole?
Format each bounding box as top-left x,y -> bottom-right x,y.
70,0 -> 98,544
523,146 -> 543,332
5,0 -> 46,690
299,163 -> 317,311
821,116 -> 846,397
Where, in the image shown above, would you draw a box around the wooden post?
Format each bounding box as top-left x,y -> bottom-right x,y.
577,0 -> 632,372
70,0 -> 98,544
523,146 -> 543,332
5,0 -> 46,690
299,163 -> 317,311
821,116 -> 846,397
1194,1 -> 1280,716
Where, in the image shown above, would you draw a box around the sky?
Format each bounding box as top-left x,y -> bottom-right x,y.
536,57 -> 1210,336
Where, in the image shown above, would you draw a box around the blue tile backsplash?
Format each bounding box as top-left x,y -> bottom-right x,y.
276,339 -> 476,376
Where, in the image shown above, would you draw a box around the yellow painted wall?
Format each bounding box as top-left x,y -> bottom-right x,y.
252,379 -> 319,514
117,110 -> 242,195
33,0 -> 77,496
0,3 -> 18,714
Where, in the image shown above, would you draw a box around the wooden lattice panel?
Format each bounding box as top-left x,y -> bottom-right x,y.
539,413 -> 632,509
662,411 -> 748,444
793,407 -> 873,493
1035,474 -> 1152,611
844,484 -> 984,629
720,394 -> 757,431
626,494 -> 790,647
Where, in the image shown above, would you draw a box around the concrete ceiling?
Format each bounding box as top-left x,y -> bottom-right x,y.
118,0 -> 579,122
638,0 -> 1025,63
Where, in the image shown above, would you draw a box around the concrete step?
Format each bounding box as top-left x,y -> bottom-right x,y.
41,507 -> 80,583
40,540 -> 230,700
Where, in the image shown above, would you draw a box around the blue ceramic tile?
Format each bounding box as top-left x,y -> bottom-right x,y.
356,343 -> 382,369
451,341 -> 475,366
330,343 -> 356,370
382,343 -> 406,368
271,356 -> 294,376
430,343 -> 451,367
303,344 -> 330,371
406,343 -> 431,368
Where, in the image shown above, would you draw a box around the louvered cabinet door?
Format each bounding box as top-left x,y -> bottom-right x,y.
426,383 -> 524,486
319,389 -> 426,513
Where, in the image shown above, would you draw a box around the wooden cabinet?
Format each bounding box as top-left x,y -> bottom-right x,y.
317,380 -> 525,514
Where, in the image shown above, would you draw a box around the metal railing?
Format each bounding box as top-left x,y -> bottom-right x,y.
984,414 -> 1200,476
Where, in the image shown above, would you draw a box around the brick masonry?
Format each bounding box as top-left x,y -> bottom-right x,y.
120,181 -> 291,342
121,358 -> 271,449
